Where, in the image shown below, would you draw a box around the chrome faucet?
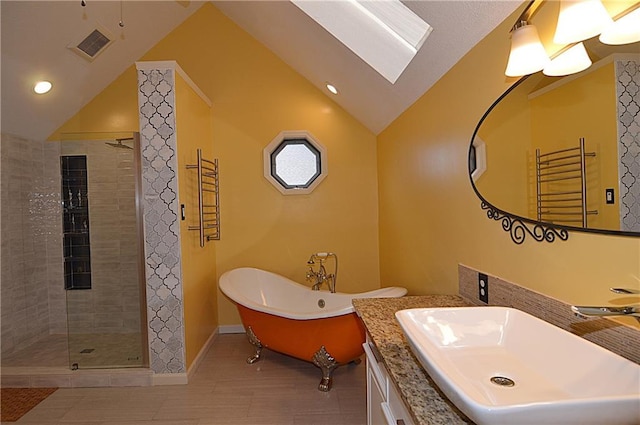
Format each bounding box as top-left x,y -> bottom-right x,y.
571,288 -> 640,323
610,287 -> 640,295
306,252 -> 338,293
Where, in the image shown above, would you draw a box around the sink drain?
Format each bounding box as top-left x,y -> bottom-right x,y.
490,376 -> 515,387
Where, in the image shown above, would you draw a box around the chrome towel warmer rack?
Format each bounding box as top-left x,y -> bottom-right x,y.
536,137 -> 597,228
186,149 -> 220,246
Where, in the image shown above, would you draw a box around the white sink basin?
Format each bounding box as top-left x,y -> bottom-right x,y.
395,306 -> 640,425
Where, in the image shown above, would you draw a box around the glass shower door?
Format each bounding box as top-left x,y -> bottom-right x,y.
61,132 -> 147,369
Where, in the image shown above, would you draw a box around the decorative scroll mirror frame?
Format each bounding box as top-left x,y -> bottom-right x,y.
468,74 -> 639,244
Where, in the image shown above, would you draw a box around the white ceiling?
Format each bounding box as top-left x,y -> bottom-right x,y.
1,1 -> 521,141
1,1 -> 205,141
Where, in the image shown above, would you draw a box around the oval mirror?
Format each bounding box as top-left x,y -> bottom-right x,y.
470,38 -> 640,243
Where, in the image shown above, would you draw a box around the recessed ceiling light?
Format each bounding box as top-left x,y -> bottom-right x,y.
326,83 -> 338,95
34,81 -> 52,94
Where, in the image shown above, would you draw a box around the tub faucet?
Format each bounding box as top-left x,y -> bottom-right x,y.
571,288 -> 640,323
315,263 -> 328,291
306,252 -> 338,293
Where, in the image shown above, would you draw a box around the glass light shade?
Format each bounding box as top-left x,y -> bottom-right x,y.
553,0 -> 613,44
599,7 -> 640,45
543,42 -> 592,76
505,24 -> 550,77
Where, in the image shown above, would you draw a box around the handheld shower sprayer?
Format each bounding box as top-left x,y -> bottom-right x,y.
305,252 -> 338,292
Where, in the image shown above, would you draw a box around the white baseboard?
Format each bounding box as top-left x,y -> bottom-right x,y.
218,324 -> 245,334
186,329 -> 219,381
152,325 -> 243,385
152,373 -> 188,386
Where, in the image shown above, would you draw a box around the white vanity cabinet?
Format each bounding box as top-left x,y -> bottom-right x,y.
364,338 -> 415,425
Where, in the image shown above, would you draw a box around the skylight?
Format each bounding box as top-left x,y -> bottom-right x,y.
291,0 -> 432,84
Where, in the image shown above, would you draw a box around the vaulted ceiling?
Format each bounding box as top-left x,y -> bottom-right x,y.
1,1 -> 521,141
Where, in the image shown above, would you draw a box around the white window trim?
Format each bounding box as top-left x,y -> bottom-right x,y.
471,136 -> 487,182
263,130 -> 328,195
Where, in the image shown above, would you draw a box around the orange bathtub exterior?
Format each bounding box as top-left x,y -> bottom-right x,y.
236,304 -> 366,364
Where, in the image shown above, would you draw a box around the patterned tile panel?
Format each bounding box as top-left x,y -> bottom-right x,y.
615,59 -> 640,232
136,66 -> 186,374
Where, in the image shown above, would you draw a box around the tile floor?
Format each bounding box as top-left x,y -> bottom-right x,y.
1,335 -> 69,368
7,334 -> 367,424
2,334 -> 144,369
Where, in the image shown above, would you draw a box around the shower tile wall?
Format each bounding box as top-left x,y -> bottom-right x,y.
60,141 -> 141,335
0,134 -> 64,358
45,142 -> 66,335
1,134 -> 142,363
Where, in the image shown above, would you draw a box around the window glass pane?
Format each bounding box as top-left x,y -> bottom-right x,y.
274,143 -> 319,186
263,131 -> 327,195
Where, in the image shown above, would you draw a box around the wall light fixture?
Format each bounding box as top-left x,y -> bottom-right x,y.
543,42 -> 592,76
505,0 -> 640,78
599,5 -> 640,45
553,0 -> 612,44
505,21 -> 549,77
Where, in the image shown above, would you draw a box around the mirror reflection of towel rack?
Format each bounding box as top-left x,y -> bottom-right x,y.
536,137 -> 597,228
186,149 -> 220,246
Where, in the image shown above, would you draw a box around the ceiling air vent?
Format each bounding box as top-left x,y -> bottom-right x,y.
68,26 -> 114,62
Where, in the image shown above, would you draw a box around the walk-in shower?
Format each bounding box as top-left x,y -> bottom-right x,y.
1,132 -> 148,375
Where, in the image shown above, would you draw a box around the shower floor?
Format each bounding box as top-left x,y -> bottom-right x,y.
2,333 -> 144,369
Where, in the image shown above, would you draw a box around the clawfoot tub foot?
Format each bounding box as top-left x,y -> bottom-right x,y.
312,346 -> 338,392
245,326 -> 263,364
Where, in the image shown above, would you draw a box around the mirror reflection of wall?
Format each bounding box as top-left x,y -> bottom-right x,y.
615,58 -> 640,232
529,60 -> 615,229
474,52 -> 639,234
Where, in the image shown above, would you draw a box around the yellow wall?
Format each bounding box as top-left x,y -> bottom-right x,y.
530,62 -> 619,230
378,2 -> 640,320
49,67 -> 139,139
140,4 -> 381,325
174,74 -> 218,367
51,0 -> 640,338
51,4 -> 380,331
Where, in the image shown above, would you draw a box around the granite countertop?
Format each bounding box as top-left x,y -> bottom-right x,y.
353,295 -> 475,425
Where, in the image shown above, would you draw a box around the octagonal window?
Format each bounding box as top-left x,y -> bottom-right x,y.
264,131 -> 327,195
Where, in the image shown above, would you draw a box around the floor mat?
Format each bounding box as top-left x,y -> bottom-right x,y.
0,387 -> 57,422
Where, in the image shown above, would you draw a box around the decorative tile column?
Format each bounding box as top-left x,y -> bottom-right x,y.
136,62 -> 186,375
615,59 -> 640,232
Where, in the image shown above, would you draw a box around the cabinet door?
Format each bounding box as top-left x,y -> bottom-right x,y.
365,340 -> 415,425
367,365 -> 388,425
363,342 -> 388,390
388,381 -> 415,425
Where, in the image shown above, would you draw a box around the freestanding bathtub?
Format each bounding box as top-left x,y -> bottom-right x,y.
219,267 -> 407,391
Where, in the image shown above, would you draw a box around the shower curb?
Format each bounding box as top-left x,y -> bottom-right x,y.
0,367 -> 153,388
